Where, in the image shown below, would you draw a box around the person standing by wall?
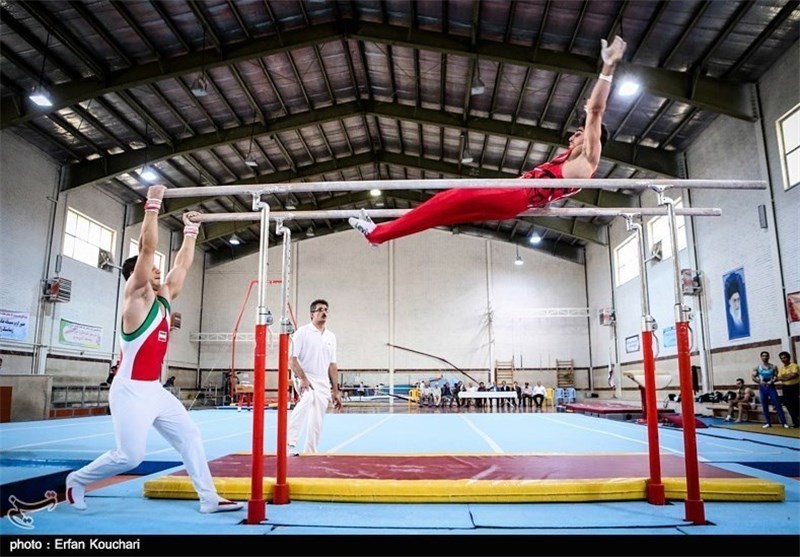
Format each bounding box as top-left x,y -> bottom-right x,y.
66,185 -> 243,514
287,299 -> 342,455
776,351 -> 799,428
752,351 -> 789,429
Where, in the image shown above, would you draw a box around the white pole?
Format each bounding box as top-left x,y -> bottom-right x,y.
190,207 -> 723,223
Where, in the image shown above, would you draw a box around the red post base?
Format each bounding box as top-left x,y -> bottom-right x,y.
684,499 -> 706,525
246,499 -> 266,525
647,482 -> 666,505
273,483 -> 289,505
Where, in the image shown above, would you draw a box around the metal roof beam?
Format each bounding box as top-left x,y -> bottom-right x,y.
1,21 -> 757,129
63,100 -> 682,190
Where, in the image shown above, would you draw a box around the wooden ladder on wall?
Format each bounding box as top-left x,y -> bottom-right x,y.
556,359 -> 575,388
495,360 -> 515,385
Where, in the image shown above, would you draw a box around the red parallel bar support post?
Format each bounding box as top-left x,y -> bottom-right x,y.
624,214 -> 665,505
641,329 -> 665,504
676,320 -> 704,523
658,191 -> 705,524
246,196 -> 271,525
248,323 -> 267,524
273,218 -> 292,504
273,332 -> 290,503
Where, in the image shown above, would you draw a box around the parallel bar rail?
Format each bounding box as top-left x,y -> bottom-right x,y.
161,179 -> 766,198
191,207 -> 722,223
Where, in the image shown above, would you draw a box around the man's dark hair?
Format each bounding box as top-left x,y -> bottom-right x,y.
576,115 -> 609,147
778,351 -> 790,359
121,256 -> 138,281
310,299 -> 328,313
736,378 -> 744,384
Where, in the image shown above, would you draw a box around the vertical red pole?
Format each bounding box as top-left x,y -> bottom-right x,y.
245,199 -> 270,525
659,192 -> 705,524
676,321 -> 705,524
247,324 -> 267,524
624,214 -> 665,506
641,329 -> 665,504
273,218 -> 293,504
273,332 -> 290,504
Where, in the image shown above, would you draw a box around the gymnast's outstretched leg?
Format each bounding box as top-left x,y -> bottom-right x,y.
349,188 -> 529,245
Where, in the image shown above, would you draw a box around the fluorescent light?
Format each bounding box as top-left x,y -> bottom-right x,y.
529,233 -> 542,245
229,233 -> 242,246
245,157 -> 258,168
139,165 -> 158,182
191,76 -> 208,97
470,75 -> 485,96
619,79 -> 640,97
29,86 -> 53,107
370,188 -> 381,197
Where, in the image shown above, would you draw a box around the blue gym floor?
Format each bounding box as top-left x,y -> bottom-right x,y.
1,406 -> 798,556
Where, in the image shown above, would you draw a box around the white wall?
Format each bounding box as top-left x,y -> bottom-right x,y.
200,227 -> 590,384
0,130 -> 203,385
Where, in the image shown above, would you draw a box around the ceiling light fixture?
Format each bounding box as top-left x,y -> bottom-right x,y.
139,165 -> 158,182
191,28 -> 209,98
460,132 -> 474,164
244,115 -> 259,168
370,188 -> 381,197
529,233 -> 542,245
29,85 -> 53,107
306,227 -> 315,237
190,75 -> 209,97
138,121 -> 158,182
514,245 -> 524,266
470,60 -> 485,96
618,78 -> 640,97
29,32 -> 53,108
229,233 -> 242,246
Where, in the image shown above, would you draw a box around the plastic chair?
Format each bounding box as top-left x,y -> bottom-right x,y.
554,388 -> 565,405
407,388 -> 420,407
565,387 -> 577,403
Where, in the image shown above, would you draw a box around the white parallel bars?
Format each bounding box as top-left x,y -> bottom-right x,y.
160,178 -> 766,198
190,207 -> 722,223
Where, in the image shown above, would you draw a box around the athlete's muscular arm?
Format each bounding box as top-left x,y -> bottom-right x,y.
123,185 -> 165,329
160,211 -> 201,302
563,36 -> 626,178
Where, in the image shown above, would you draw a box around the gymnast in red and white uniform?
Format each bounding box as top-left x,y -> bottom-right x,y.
66,185 -> 242,514
349,36 -> 627,245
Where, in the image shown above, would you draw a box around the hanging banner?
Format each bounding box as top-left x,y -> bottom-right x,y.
0,309 -> 30,341
59,318 -> 102,349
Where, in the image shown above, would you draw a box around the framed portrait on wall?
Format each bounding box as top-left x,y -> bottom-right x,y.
723,267 -> 750,340
788,291 -> 800,323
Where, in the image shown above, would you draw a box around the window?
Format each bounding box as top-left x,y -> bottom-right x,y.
647,197 -> 686,260
129,240 -> 166,281
63,208 -> 115,268
777,104 -> 800,190
614,233 -> 639,287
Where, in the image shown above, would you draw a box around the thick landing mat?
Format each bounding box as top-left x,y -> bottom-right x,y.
565,401 -> 675,416
143,453 -> 784,503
